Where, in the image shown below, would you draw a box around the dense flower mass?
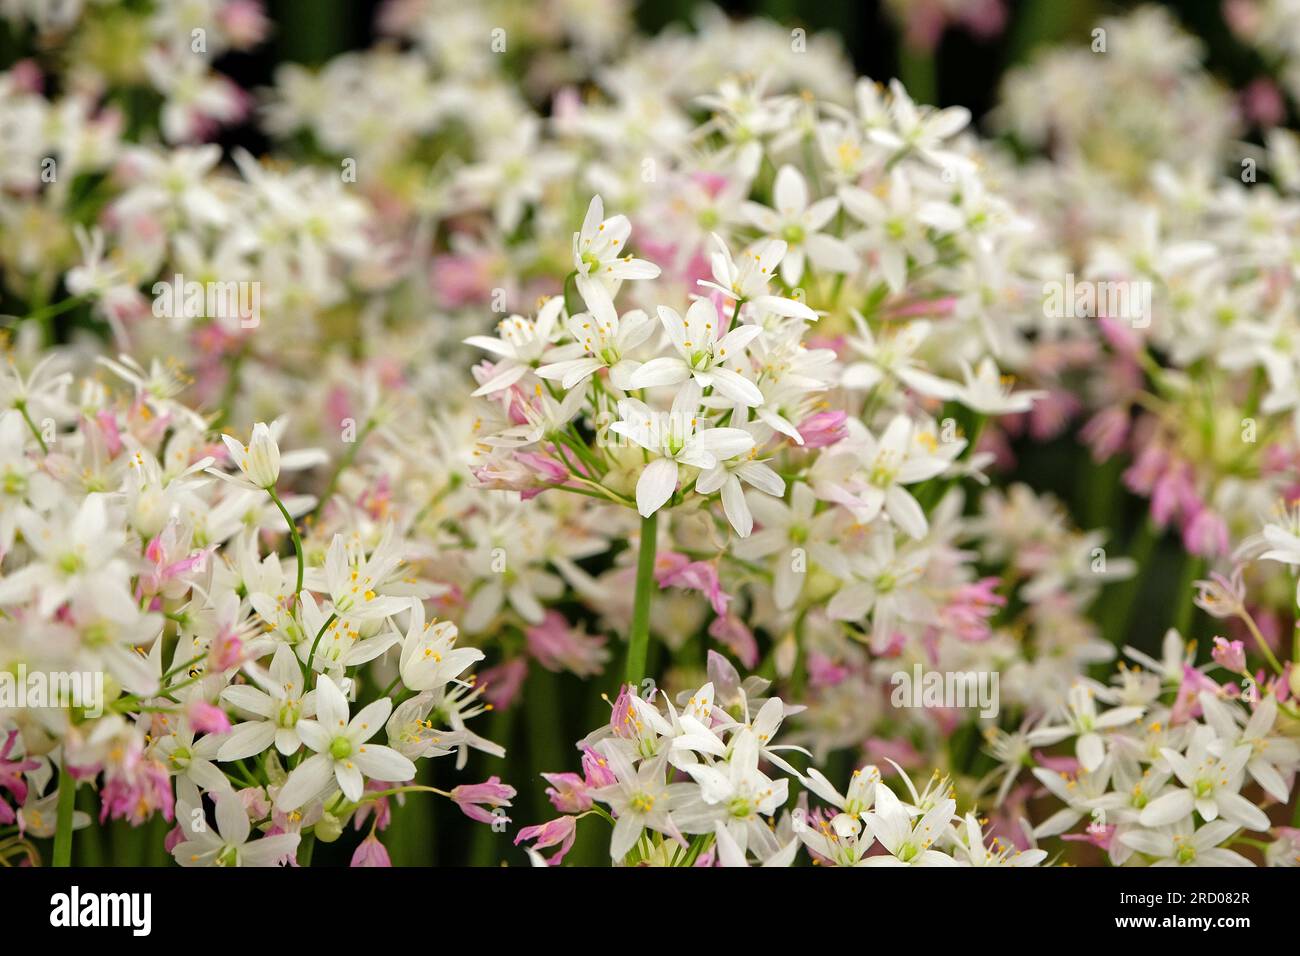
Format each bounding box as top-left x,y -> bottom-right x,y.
0,0 -> 1298,869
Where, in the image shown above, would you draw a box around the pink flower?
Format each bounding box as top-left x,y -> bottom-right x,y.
1063,822 -> 1116,851
353,779 -> 394,832
450,776 -> 515,825
654,553 -> 731,616
541,772 -> 591,814
516,450 -> 569,485
0,731 -> 37,807
479,658 -> 528,711
1172,665 -> 1220,723
218,0 -> 271,48
8,58 -> 42,93
99,755 -> 174,826
431,253 -> 495,308
1027,389 -> 1079,441
1211,636 -> 1247,673
1098,315 -> 1142,356
581,746 -> 618,788
95,410 -> 124,456
514,816 -> 577,865
350,835 -> 393,867
608,684 -> 637,736
1241,78 -> 1285,128
942,577 -> 1006,642
1122,434 -> 1168,495
186,700 -> 231,735
797,409 -> 848,448
864,736 -> 921,769
1079,407 -> 1129,463
1182,507 -> 1229,558
208,624 -> 246,673
708,615 -> 757,669
807,652 -> 849,689
1150,463 -> 1195,527
526,611 -> 609,677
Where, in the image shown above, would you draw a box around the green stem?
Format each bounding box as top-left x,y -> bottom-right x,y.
1172,555 -> 1204,637
303,612 -> 339,681
24,292 -> 89,325
897,41 -> 937,107
624,511 -> 659,686
1101,518 -> 1158,646
15,401 -> 48,454
1237,610 -> 1286,677
268,489 -> 305,598
53,761 -> 76,867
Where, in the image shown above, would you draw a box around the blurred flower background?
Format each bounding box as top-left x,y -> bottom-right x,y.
2,0 -> 1300,868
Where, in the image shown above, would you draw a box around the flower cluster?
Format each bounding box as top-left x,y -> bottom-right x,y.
1,1 -> 1298,868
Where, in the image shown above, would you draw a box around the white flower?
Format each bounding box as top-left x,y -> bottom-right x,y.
464,296 -> 565,396
1138,724 -> 1270,831
953,358 -> 1045,415
695,437 -> 785,538
860,785 -> 959,866
0,494 -> 135,619
153,724 -> 232,795
713,820 -> 800,867
840,315 -> 956,400
812,414 -> 951,538
957,812 -> 1047,867
1039,684 -> 1145,773
536,277 -> 654,390
1119,819 -> 1254,867
572,194 -> 660,287
628,299 -> 765,405
174,787 -> 300,867
840,168 -> 956,293
609,383 -> 755,517
800,763 -> 882,830
732,482 -> 839,609
797,810 -> 878,866
1199,692 -> 1299,803
218,643 -> 317,760
303,531 -> 412,623
868,80 -> 972,169
218,422 -> 281,490
742,166 -> 857,285
398,598 -> 484,691
674,729 -> 789,853
276,674 -> 416,810
697,235 -> 818,320
588,742 -> 692,862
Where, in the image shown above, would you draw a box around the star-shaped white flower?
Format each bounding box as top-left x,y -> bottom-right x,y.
276,674 -> 415,810
572,194 -> 660,288
628,298 -> 765,405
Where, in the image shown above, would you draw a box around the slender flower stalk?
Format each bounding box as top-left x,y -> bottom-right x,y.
624,512 -> 658,685
52,763 -> 75,867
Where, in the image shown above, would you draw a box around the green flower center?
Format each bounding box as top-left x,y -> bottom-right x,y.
329,736 -> 353,760
277,701 -> 302,729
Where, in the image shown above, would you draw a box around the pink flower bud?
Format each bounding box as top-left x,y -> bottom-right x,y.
1211,636 -> 1247,672
350,835 -> 392,867
450,776 -> 515,825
